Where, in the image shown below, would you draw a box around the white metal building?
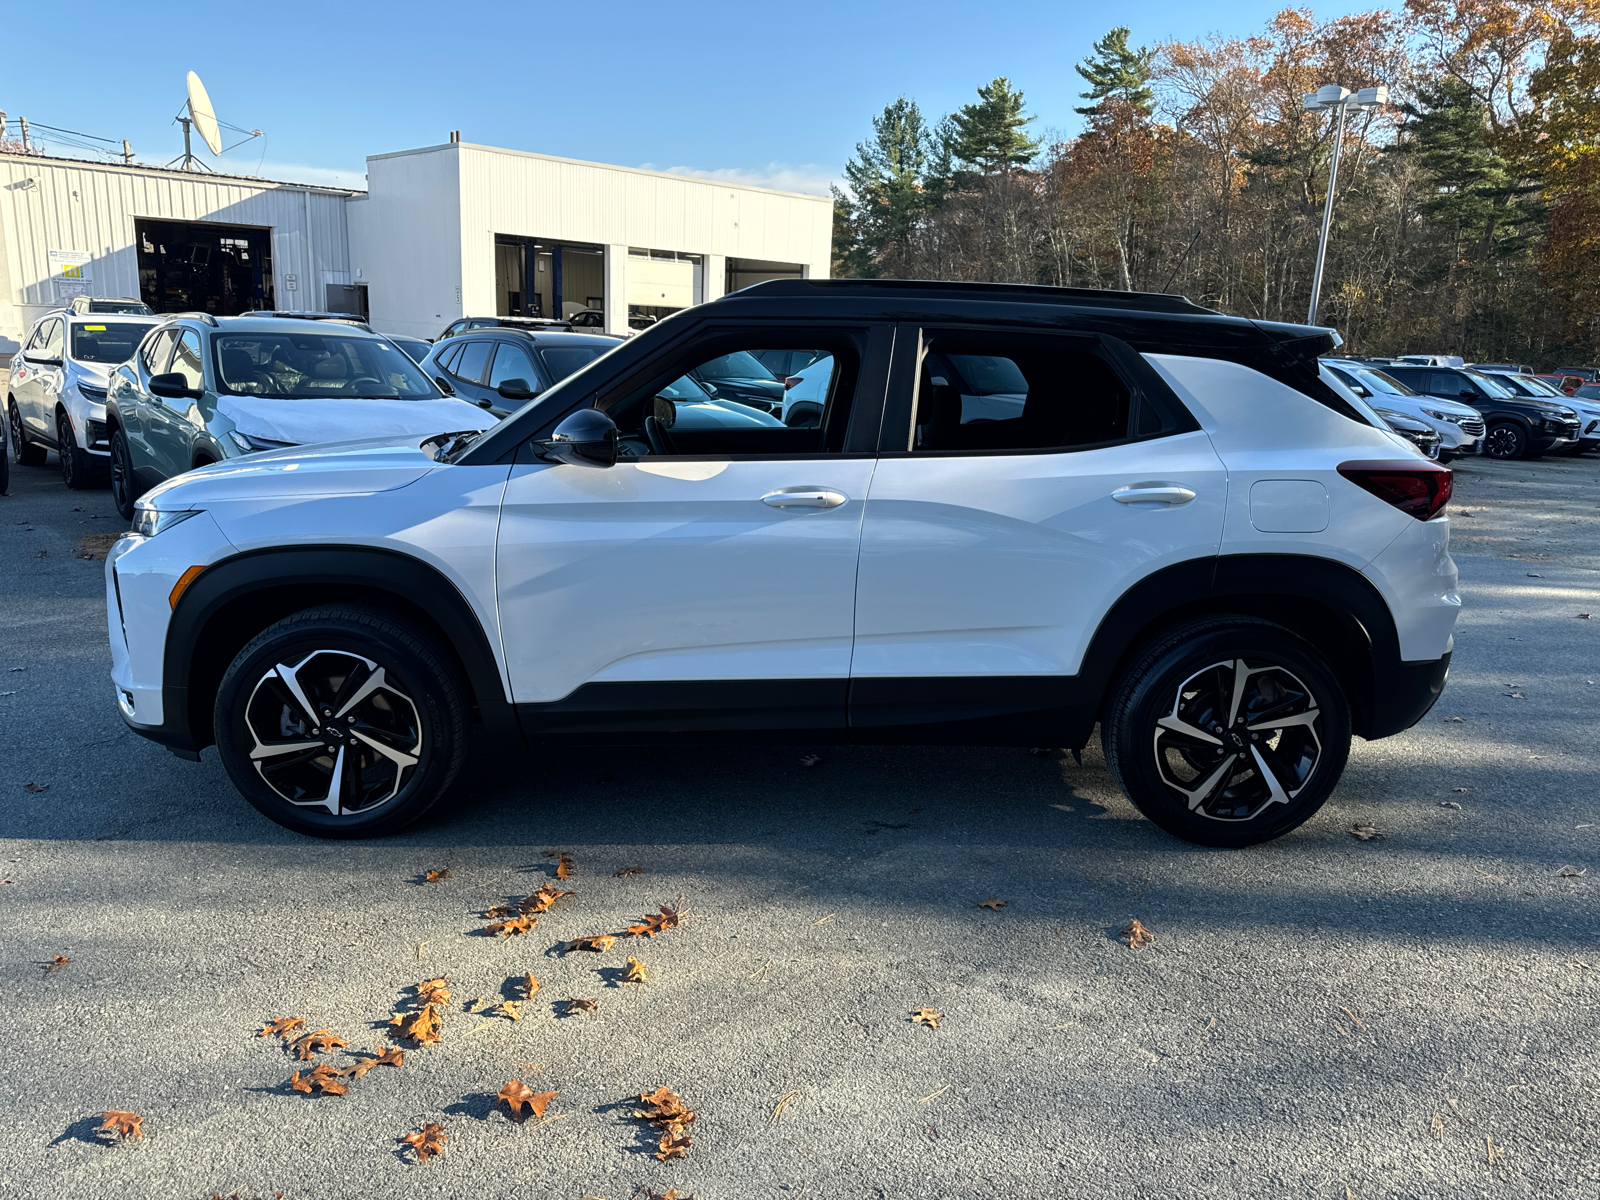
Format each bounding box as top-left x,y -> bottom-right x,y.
0,139 -> 832,351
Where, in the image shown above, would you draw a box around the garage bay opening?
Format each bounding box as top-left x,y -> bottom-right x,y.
135,218 -> 275,315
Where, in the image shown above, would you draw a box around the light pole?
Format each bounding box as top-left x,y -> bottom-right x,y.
1304,83 -> 1387,326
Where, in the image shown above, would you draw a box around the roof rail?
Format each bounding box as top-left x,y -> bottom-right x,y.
720,277 -> 1217,316
168,311 -> 220,326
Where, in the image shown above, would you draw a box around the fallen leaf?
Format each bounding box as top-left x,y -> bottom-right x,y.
625,906 -> 681,938
545,850 -> 575,879
1440,801 -> 1462,809
342,1044 -> 404,1079
1122,919 -> 1155,949
498,1079 -> 533,1119
910,1008 -> 943,1029
1431,1112 -> 1444,1140
290,1028 -> 349,1060
1350,823 -> 1381,840
486,914 -> 536,938
1557,865 -> 1587,878
401,1122 -> 447,1163
518,972 -> 540,999
258,1016 -> 306,1039
24,782 -> 49,793
97,1110 -> 143,1140
423,868 -> 450,883
799,753 -> 822,767
641,1190 -> 695,1200
492,1000 -> 522,1021
1486,1134 -> 1500,1166
1453,786 -> 1468,792
621,957 -> 648,984
564,935 -> 617,954
288,1063 -> 348,1095
615,866 -> 646,876
635,1086 -> 697,1129
1443,716 -> 1466,723
560,998 -> 598,1017
771,1089 -> 802,1123
517,883 -> 574,915
978,897 -> 1007,910
44,954 -> 70,974
656,1130 -> 693,1160
415,976 -> 451,1007
389,1005 -> 443,1045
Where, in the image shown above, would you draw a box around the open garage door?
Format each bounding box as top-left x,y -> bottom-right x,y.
135,218 -> 275,315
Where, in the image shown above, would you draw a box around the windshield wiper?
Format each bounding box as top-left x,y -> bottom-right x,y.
421,430 -> 483,462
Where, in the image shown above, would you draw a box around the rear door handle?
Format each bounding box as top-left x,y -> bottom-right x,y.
762,487 -> 848,509
1112,484 -> 1197,505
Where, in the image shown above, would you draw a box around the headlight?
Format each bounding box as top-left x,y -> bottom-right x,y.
1420,408 -> 1458,423
130,503 -> 202,538
228,429 -> 297,453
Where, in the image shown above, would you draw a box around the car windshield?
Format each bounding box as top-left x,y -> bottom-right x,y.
694,350 -> 778,382
213,333 -> 440,400
69,322 -> 150,364
1351,368 -> 1417,396
538,345 -> 611,382
1467,371 -> 1517,398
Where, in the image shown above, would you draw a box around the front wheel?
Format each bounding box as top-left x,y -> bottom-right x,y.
110,428 -> 142,520
1104,617 -> 1352,847
1483,422 -> 1526,459
57,411 -> 97,490
10,403 -> 46,466
213,605 -> 469,838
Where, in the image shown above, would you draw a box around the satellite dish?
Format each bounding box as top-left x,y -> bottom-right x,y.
186,71 -> 223,155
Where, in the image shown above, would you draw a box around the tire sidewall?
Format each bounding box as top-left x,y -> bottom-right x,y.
214,613 -> 463,838
110,429 -> 138,519
1485,423 -> 1525,459
1107,622 -> 1352,848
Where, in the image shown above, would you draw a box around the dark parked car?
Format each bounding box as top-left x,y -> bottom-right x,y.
388,335 -> 434,365
686,350 -> 787,414
421,329 -> 621,417
437,316 -> 575,340
1382,365 -> 1580,459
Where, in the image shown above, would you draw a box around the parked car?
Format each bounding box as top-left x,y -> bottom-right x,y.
241,311 -> 373,332
1372,407 -> 1442,458
685,350 -> 788,414
421,329 -> 621,417
8,310 -> 160,488
1534,373 -> 1583,395
1322,359 -> 1482,460
68,296 -> 154,316
103,314 -> 496,520
1481,370 -> 1600,454
106,278 -> 1458,850
388,335 -> 433,365
437,316 -> 574,340
1468,363 -> 1533,375
1394,354 -> 1465,368
753,350 -> 836,427
1551,366 -> 1599,383
1381,365 -> 1580,458
0,401 -> 9,495
568,309 -> 606,330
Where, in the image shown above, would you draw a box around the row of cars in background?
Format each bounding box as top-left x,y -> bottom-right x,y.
1323,356 -> 1597,460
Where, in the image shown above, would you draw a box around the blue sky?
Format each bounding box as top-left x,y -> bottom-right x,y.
7,0 -> 1383,194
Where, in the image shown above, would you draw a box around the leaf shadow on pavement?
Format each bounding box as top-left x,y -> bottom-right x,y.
442,1092 -> 502,1122
48,1116 -> 119,1148
591,1097 -> 664,1157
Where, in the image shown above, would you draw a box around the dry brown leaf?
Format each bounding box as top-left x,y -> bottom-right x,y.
565,934 -> 617,954
621,957 -> 648,984
545,850 -> 575,880
289,1063 -> 348,1095
642,1190 -> 695,1200
498,1079 -> 534,1119
1350,823 -> 1381,841
524,883 -> 575,913
402,1122 -> 446,1163
423,868 -> 450,883
1430,1112 -> 1444,1140
1486,1134 -> 1500,1166
258,1016 -> 306,1039
516,972 -> 540,999
615,866 -> 646,876
486,914 -> 536,938
656,1129 -> 693,1160
97,1110 -> 143,1140
389,1005 -> 442,1046
415,976 -> 452,1007
910,1008 -> 943,1029
492,1000 -> 522,1021
44,955 -> 71,974
625,906 -> 681,938
978,897 -> 1007,910
636,1086 -> 697,1127
560,998 -> 598,1017
1122,919 -> 1155,949
290,1028 -> 349,1060
342,1044 -> 404,1079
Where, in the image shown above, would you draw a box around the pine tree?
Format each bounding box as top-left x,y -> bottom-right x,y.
946,77 -> 1042,175
840,97 -> 938,274
1075,27 -> 1155,118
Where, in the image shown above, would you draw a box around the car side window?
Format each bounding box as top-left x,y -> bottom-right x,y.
25,322 -> 47,351
453,340 -> 493,384
141,329 -> 177,376
43,319 -> 64,359
907,335 -> 1132,454
171,329 -> 205,390
488,343 -> 538,390
598,336 -> 864,459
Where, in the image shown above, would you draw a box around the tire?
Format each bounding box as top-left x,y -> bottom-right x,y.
110,428 -> 142,521
9,403 -> 46,466
56,410 -> 98,490
1103,617 -> 1353,848
213,604 -> 469,838
785,403 -> 822,429
1483,422 -> 1526,459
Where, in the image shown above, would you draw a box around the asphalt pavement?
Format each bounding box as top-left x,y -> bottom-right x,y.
1,447 -> 1597,1200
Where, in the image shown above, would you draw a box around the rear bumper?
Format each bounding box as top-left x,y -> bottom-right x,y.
1367,652 -> 1451,738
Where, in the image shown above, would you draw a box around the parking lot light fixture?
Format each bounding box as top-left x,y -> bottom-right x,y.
1305,83 -> 1389,327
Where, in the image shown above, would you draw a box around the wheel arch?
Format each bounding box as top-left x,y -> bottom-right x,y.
166,546 -> 511,752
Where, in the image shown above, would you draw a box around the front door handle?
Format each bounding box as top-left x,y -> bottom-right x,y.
1112,484 -> 1197,505
762,487 -> 848,509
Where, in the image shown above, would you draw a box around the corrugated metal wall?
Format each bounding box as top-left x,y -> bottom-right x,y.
0,154 -> 357,346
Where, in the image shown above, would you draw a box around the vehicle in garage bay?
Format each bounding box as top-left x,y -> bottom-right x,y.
1321,359 -> 1481,460
1381,364 -> 1580,459
420,329 -> 622,417
8,310 -> 160,489
106,279 -> 1459,848
103,314 -> 496,520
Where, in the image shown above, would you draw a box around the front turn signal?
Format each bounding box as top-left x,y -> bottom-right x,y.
169,564 -> 207,610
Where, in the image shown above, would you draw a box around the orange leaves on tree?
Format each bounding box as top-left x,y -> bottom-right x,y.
545,850 -> 575,880
289,1063 -> 348,1096
290,1028 -> 349,1060
401,1122 -> 447,1163
498,1080 -> 558,1122
625,906 -> 681,939
486,914 -> 536,938
342,1044 -> 404,1080
1122,919 -> 1155,949
415,976 -> 452,1007
258,1016 -> 305,1040
389,1005 -> 443,1046
564,935 -> 617,954
517,973 -> 540,999
97,1110 -> 143,1140
634,1086 -> 696,1161
560,998 -> 598,1017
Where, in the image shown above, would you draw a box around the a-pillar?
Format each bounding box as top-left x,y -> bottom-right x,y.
604,244 -> 628,336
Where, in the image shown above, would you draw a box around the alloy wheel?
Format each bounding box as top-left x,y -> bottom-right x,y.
1485,426 -> 1521,458
243,649 -> 423,816
57,413 -> 76,486
8,406 -> 24,464
110,435 -> 131,513
1150,658 -> 1323,822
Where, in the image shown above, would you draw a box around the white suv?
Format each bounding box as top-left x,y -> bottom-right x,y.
105,281 -> 1459,847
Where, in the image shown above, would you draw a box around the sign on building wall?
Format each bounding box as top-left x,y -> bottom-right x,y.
48,249 -> 93,299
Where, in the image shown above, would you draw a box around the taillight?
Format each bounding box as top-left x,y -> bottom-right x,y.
1337,460 -> 1452,520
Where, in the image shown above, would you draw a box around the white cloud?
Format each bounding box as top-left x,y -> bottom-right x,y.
640,161 -> 837,197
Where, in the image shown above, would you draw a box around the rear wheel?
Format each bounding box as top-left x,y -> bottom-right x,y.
1483,422 -> 1526,459
213,605 -> 468,838
56,410 -> 98,490
1104,617 -> 1352,847
110,428 -> 142,520
9,403 -> 45,466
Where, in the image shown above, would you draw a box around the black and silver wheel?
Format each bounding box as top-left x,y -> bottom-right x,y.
10,403 -> 46,466
110,428 -> 142,520
214,605 -> 467,838
1483,423 -> 1526,460
1104,618 -> 1352,847
57,410 -> 97,490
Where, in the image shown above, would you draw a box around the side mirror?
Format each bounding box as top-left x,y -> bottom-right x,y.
149,372 -> 201,400
497,378 -> 537,401
535,408 -> 618,468
1350,384 -> 1370,398
27,353 -> 63,367
434,375 -> 455,396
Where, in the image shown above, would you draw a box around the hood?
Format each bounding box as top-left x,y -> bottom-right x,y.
1407,395 -> 1479,417
67,361 -> 114,389
140,434 -> 468,505
217,395 -> 496,446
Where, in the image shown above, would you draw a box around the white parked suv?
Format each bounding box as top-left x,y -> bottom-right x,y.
105,281 -> 1459,847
